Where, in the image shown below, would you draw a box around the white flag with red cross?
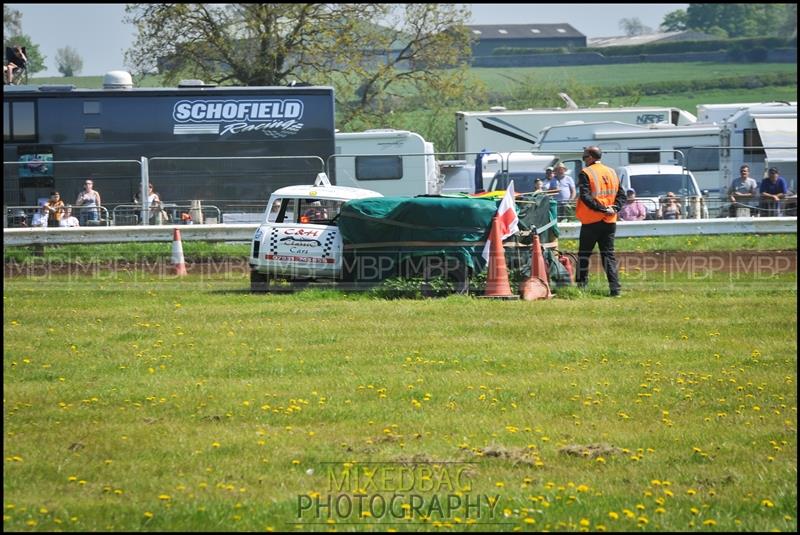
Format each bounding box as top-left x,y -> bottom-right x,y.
482,180 -> 519,262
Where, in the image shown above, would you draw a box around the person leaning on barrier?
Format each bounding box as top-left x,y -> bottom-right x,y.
618,188 -> 646,221
59,206 -> 80,227
575,146 -> 625,298
44,191 -> 65,228
727,164 -> 758,217
657,192 -> 682,220
759,167 -> 788,217
75,177 -> 102,225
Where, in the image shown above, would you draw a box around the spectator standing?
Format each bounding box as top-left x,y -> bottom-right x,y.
533,178 -> 545,193
727,164 -> 758,216
618,188 -> 647,221
547,163 -> 576,219
134,183 -> 164,224
575,146 -> 625,297
759,167 -> 788,216
75,177 -> 102,225
59,206 -> 80,227
44,191 -> 65,228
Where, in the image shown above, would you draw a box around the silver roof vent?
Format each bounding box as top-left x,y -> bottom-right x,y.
178,79 -> 217,88
103,70 -> 133,90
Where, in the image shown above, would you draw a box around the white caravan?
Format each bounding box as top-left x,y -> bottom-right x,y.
333,129 -> 440,196
534,121 -> 723,193
711,102 -> 797,193
455,104 -> 697,156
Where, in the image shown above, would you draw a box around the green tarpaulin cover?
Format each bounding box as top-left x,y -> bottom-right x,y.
337,193 -> 558,281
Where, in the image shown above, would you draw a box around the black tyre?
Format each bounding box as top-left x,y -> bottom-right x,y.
250,269 -> 269,293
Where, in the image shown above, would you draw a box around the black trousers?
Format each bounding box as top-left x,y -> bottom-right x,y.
577,221 -> 620,293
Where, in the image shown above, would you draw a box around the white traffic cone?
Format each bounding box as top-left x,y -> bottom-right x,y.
171,228 -> 187,276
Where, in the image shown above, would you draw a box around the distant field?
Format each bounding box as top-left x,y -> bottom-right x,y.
470,62 -> 797,89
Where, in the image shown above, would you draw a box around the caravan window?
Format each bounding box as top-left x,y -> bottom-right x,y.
355,156 -> 403,181
674,147 -> 719,172
743,128 -> 766,157
628,150 -> 660,164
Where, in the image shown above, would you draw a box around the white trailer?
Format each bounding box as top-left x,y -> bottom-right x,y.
455,104 -> 697,156
332,129 -> 440,196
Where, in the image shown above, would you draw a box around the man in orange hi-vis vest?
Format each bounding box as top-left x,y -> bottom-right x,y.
575,146 -> 626,297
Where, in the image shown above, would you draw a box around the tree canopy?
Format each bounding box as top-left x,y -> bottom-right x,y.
660,4 -> 797,38
56,46 -> 84,77
123,3 -> 474,128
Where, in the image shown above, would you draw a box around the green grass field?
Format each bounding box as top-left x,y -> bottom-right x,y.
3,266 -> 797,531
470,62 -> 797,90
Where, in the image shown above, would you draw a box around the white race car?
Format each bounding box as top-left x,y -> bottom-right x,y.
249,173 -> 382,292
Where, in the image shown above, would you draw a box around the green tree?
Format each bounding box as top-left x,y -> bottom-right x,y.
659,9 -> 688,32
4,5 -> 22,35
55,46 -> 84,77
619,17 -> 653,37
123,3 -> 473,129
677,4 -> 796,38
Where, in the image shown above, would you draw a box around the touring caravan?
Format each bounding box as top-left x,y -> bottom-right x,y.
332,129 -> 440,196
711,102 -> 797,193
534,121 -> 723,192
455,104 -> 697,156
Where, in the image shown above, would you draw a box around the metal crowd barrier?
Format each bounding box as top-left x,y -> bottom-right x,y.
4,204 -> 110,228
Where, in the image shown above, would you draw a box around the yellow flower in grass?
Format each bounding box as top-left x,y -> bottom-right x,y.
703,519 -> 717,526
761,499 -> 774,508
608,512 -> 619,521
144,511 -> 154,519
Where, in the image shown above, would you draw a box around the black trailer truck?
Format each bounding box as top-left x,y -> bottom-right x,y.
3,73 -> 336,214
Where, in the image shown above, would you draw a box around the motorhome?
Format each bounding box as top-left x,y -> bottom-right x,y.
332,129 -> 440,196
455,103 -> 697,156
440,151 -> 559,194
534,121 -> 723,193
3,71 -> 336,211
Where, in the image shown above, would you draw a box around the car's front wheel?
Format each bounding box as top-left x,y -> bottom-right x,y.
250,269 -> 270,293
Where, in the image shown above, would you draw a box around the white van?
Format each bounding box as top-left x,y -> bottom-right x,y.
249,174 -> 382,291
616,164 -> 707,219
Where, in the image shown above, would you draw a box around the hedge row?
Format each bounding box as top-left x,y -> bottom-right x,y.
602,72 -> 797,98
493,36 -> 797,57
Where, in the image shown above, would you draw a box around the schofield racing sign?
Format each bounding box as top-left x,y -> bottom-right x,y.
172,99 -> 304,137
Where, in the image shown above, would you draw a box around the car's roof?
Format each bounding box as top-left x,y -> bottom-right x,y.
271,185 -> 383,201
617,164 -> 687,174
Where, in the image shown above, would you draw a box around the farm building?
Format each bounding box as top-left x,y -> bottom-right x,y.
466,24 -> 586,56
587,30 -> 715,48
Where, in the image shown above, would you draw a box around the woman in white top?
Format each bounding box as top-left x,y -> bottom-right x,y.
59,206 -> 80,227
134,183 -> 163,224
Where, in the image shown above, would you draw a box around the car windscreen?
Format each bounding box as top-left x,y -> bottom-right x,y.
629,174 -> 699,197
489,172 -> 547,193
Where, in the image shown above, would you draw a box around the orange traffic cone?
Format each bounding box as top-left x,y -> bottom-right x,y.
483,217 -> 516,298
171,227 -> 187,276
521,232 -> 552,301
